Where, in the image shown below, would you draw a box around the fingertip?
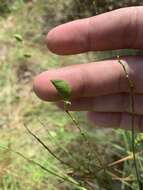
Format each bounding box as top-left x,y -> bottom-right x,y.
46,19 -> 89,55
46,25 -> 71,55
33,71 -> 60,101
46,27 -> 63,55
33,73 -> 49,101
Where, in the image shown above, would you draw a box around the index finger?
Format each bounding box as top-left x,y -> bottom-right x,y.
46,7 -> 143,55
33,57 -> 143,101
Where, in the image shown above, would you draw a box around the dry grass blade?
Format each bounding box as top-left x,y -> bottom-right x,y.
38,119 -> 81,164
24,125 -> 72,168
108,150 -> 143,168
0,145 -> 82,187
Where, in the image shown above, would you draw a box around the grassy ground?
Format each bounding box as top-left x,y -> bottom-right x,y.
1,1 -> 143,190
0,2 -> 93,190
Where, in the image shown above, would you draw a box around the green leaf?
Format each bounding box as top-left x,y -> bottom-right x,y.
23,53 -> 32,58
51,80 -> 71,100
14,34 -> 23,42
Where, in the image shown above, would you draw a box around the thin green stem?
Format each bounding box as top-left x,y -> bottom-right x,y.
117,56 -> 141,189
38,119 -> 83,166
38,119 -> 101,176
64,103 -> 104,173
0,145 -> 80,186
65,110 -> 86,140
24,125 -> 72,168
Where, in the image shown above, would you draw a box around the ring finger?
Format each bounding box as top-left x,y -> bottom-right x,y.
57,93 -> 143,115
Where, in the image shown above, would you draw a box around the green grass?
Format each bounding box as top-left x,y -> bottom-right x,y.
0,2 -> 91,190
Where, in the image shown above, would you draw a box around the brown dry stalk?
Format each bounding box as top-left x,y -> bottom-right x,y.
108,150 -> 143,167
117,56 -> 141,189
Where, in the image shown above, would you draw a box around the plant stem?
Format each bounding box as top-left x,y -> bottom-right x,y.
117,56 -> 141,189
65,110 -> 86,140
38,119 -> 83,167
64,103 -> 104,172
0,145 -> 78,185
24,125 -> 72,168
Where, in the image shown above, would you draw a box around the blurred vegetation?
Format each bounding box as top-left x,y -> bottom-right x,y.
65,0 -> 143,19
0,0 -> 143,190
0,0 -> 14,16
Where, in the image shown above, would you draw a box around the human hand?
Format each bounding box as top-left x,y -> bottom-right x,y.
34,7 -> 143,130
